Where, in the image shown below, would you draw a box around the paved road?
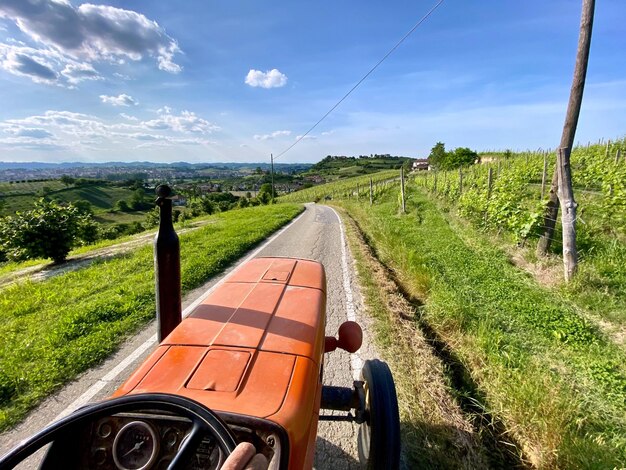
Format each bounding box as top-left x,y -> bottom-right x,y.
0,203 -> 378,469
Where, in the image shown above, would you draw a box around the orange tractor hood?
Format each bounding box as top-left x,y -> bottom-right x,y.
114,257 -> 327,423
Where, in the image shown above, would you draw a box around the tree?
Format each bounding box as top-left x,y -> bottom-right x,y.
115,199 -> 130,212
429,143 -> 477,170
0,199 -> 94,263
428,142 -> 447,169
60,175 -> 75,187
448,147 -> 478,168
258,183 -> 276,204
73,200 -> 94,215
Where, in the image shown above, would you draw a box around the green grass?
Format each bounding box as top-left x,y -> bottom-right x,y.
0,210 -> 219,280
0,180 -> 66,196
0,203 -> 303,431
335,188 -> 626,469
0,183 -> 144,216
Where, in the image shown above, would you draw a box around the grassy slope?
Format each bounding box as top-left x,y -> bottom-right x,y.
336,188 -> 625,469
0,203 -> 303,431
0,183 -> 148,222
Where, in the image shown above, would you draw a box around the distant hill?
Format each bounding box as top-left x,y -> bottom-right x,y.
0,161 -> 312,172
306,154 -> 412,179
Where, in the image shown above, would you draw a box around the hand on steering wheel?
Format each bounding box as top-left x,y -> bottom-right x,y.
221,442 -> 268,470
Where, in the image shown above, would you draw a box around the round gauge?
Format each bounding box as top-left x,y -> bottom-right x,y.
112,421 -> 160,470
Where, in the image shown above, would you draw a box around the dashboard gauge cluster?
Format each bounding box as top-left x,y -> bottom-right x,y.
82,412 -> 221,470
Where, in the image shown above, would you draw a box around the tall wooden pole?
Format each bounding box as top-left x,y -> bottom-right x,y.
369,177 -> 373,205
270,153 -> 275,200
537,0 -> 595,257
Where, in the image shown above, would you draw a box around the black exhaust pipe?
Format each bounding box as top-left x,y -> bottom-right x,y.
154,184 -> 182,341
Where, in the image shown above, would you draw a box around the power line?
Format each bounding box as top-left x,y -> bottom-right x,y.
274,0 -> 445,160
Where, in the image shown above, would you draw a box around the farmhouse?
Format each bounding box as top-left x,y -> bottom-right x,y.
412,158 -> 430,171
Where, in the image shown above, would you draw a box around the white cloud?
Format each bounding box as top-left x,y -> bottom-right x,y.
1,108 -> 220,153
3,127 -> 54,139
142,108 -> 220,134
0,44 -> 59,83
100,93 -> 138,107
295,134 -> 317,141
120,113 -> 139,121
61,62 -> 101,84
0,0 -> 182,86
253,130 -> 291,141
245,69 -> 287,89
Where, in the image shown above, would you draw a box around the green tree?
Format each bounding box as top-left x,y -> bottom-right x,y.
115,199 -> 130,212
428,142 -> 447,169
60,175 -> 75,187
144,207 -> 160,228
258,183 -> 276,204
448,147 -> 478,168
73,200 -> 94,215
130,189 -> 148,210
0,199 -> 94,263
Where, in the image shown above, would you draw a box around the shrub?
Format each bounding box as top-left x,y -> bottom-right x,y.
0,199 -> 94,263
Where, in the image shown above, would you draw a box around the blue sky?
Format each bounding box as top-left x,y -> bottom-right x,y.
0,0 -> 624,164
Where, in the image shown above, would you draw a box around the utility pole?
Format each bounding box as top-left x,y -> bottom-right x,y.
270,153 -> 275,200
537,0 -> 595,258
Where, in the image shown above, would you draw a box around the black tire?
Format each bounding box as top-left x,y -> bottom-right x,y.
357,359 -> 401,469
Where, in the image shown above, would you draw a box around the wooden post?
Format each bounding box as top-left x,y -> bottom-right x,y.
557,147 -> 578,281
369,178 -> 373,205
497,161 -> 502,177
487,168 -> 493,200
537,0 -> 595,256
541,153 -> 548,199
356,184 -> 359,201
605,140 -> 611,158
615,149 -> 621,164
458,168 -> 463,194
433,171 -> 438,193
270,153 -> 275,201
400,167 -> 406,213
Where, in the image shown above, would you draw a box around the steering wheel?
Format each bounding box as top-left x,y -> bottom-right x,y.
0,393 -> 237,470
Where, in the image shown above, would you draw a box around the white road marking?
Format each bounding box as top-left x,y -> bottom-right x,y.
53,208 -> 307,422
329,207 -> 363,381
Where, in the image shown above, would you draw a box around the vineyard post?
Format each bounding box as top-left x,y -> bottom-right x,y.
615,149 -> 621,164
605,140 -> 611,158
369,177 -> 373,205
459,168 -> 463,194
557,147 -> 578,281
541,153 -> 548,199
537,0 -> 594,257
487,167 -> 493,200
433,171 -> 438,193
356,184 -> 359,201
497,161 -> 502,177
400,167 -> 406,213
525,153 -> 529,164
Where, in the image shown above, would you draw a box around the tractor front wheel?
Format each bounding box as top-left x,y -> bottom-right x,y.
357,359 -> 400,469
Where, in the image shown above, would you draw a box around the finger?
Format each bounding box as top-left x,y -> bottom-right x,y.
244,453 -> 269,470
221,442 -> 256,470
